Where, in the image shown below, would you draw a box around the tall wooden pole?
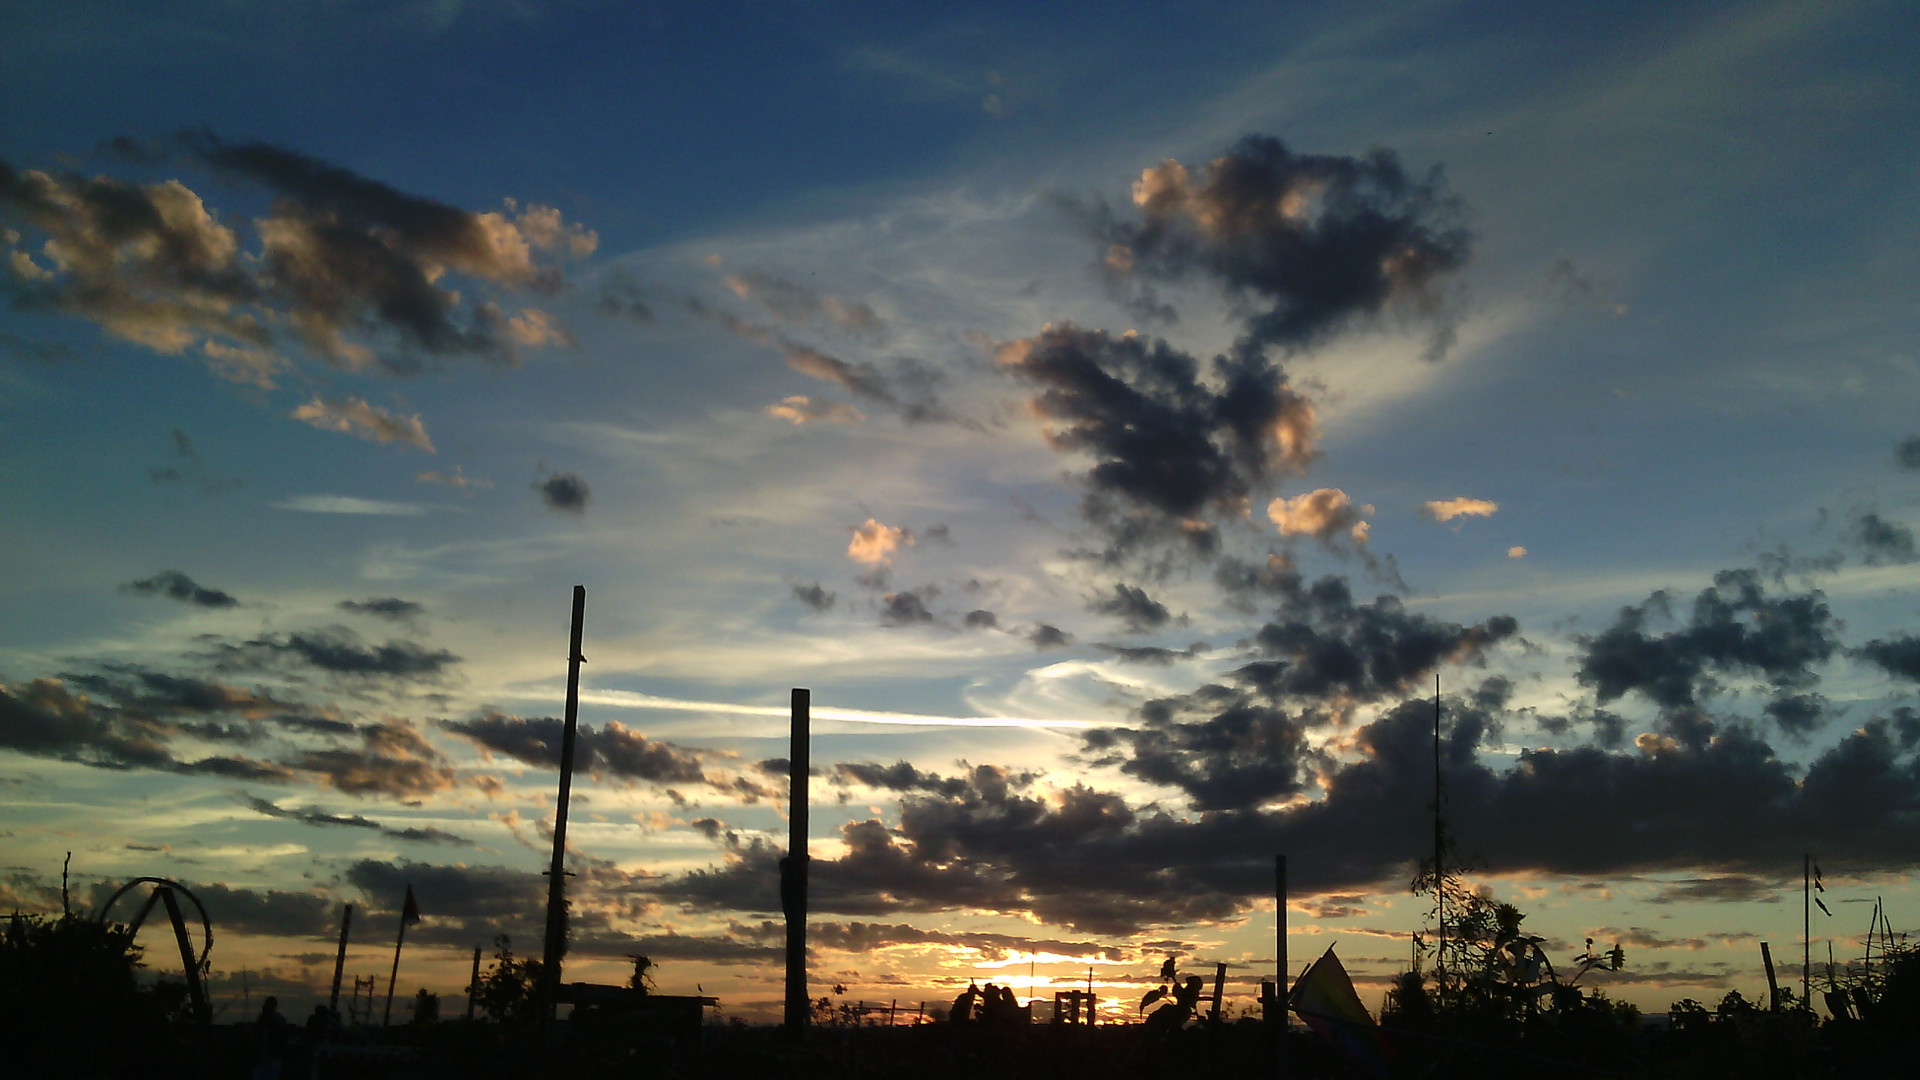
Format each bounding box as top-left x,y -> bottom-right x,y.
540,586 -> 587,1021
329,903 -> 353,1015
1277,854 -> 1289,1080
781,688 -> 811,1037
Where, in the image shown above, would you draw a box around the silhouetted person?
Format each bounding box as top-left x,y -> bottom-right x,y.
253,996 -> 288,1079
951,982 -> 979,1024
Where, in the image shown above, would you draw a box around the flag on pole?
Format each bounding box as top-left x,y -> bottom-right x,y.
1289,946 -> 1392,1076
402,885 -> 420,926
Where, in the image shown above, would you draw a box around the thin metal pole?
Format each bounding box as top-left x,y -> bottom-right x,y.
1803,854 -> 1811,1011
467,945 -> 481,1021
782,688 -> 811,1036
383,913 -> 408,1026
1433,675 -> 1445,990
1277,854 -> 1289,1080
329,903 -> 353,1015
541,586 -> 587,1021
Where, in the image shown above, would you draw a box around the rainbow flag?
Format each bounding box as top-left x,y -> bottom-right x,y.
1289,946 -> 1392,1076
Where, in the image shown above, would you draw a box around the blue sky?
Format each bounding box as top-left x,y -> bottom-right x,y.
3,0 -> 1918,1022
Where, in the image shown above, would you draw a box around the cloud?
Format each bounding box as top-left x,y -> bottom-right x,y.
242,794 -> 472,845
270,494 -> 428,516
723,268 -> 885,336
880,591 -> 936,627
416,466 -> 490,491
338,597 -> 424,621
1857,635 -> 1920,682
287,720 -> 456,799
1028,624 -> 1073,650
1089,583 -> 1175,633
534,472 -> 590,514
1508,546 -> 1528,559
1895,436 -> 1920,470
90,879 -> 336,940
1423,497 -> 1499,523
595,268 -> 656,324
790,582 -> 836,611
0,676 -> 293,781
1098,134 -> 1469,355
997,324 -> 1317,551
1,139 -> 592,378
1576,569 -> 1839,708
848,519 -> 913,566
1268,488 -> 1371,544
964,609 -> 999,630
765,395 -> 864,425
120,570 -> 238,608
1851,512 -> 1916,565
644,695 -> 1920,935
290,396 -> 434,452
1093,643 -> 1208,665
212,627 -> 460,679
444,711 -> 770,801
832,761 -> 973,799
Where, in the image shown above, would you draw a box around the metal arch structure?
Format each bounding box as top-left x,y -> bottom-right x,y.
96,876 -> 214,1027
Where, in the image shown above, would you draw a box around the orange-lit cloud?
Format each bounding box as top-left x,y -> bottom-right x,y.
848,518 -> 913,566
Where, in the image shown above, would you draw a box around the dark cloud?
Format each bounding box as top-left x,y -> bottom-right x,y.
444,711 -> 769,800
1090,583 -> 1175,632
1851,512 -> 1917,565
997,325 -> 1316,552
120,570 -> 238,608
1027,624 -> 1073,650
1093,643 -> 1208,665
91,879 -> 335,940
147,429 -> 239,492
595,267 -> 656,324
345,858 -> 544,934
1858,635 -> 1920,682
963,609 -> 999,630
1099,134 -> 1469,356
534,472 -> 590,514
2,140 -> 590,380
790,582 -> 836,612
242,794 -> 471,845
338,597 -> 424,621
833,761 -> 972,799
1576,570 -> 1839,708
288,720 -> 455,799
879,591 -> 936,627
1083,688 -> 1312,813
1233,567 -> 1516,705
0,676 -> 294,781
214,628 -> 459,679
1895,436 -> 1920,470
1764,693 -> 1829,738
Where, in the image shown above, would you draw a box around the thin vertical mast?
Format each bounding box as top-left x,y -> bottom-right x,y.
1433,673 -> 1444,989
540,585 -> 587,1020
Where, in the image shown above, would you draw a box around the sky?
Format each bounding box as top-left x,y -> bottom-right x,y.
3,0 -> 1919,1025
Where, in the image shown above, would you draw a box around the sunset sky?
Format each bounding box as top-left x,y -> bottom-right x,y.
3,0 -> 1919,1024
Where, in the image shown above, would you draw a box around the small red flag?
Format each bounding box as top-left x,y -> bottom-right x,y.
402,885 -> 420,925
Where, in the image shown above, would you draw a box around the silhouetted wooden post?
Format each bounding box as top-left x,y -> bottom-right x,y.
540,586 -> 587,1022
782,688 -> 810,1038
1209,963 -> 1227,1025
1761,941 -> 1781,1010
1277,854 -> 1289,1080
466,945 -> 481,1021
328,903 -> 352,1015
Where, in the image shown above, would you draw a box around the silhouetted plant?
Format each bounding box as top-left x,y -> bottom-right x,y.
471,934 -> 545,1023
